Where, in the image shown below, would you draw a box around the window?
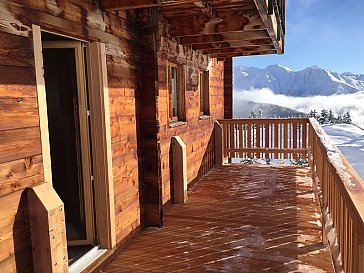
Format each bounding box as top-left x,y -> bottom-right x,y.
199,71 -> 210,116
169,64 -> 185,122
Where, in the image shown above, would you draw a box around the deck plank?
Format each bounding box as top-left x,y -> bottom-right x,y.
100,165 -> 334,273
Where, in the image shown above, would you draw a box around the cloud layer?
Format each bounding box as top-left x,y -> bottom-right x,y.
235,89 -> 364,127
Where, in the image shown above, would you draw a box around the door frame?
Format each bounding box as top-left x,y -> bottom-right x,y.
42,40 -> 95,246
32,24 -> 116,250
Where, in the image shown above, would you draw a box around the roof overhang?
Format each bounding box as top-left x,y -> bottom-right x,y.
102,0 -> 285,59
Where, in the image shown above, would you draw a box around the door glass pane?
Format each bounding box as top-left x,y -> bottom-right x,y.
43,48 -> 87,241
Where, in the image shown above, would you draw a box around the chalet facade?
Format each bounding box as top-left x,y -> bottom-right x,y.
0,0 -> 299,272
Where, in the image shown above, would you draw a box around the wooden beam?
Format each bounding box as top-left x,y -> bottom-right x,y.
211,49 -> 276,58
253,0 -> 283,54
201,44 -> 274,55
194,1 -> 216,18
178,30 -> 269,45
32,25 -> 53,185
102,0 -> 198,10
169,11 -> 265,37
192,39 -> 272,50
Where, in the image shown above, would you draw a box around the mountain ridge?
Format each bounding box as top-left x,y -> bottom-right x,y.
234,64 -> 364,97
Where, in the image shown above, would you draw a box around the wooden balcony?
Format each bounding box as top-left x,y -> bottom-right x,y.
99,118 -> 364,273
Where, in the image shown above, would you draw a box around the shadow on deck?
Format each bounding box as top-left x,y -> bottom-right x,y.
100,165 -> 334,273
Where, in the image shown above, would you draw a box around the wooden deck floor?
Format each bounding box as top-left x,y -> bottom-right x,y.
100,165 -> 334,273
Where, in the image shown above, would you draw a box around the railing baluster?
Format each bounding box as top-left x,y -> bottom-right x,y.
265,122 -> 269,158
239,123 -> 243,158
302,121 -> 307,160
255,122 -> 261,158
274,122 -> 279,158
247,123 -> 252,158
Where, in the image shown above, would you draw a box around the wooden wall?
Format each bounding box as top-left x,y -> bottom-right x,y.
0,2 -> 228,271
156,18 -> 225,205
0,1 -> 140,271
0,30 -> 39,273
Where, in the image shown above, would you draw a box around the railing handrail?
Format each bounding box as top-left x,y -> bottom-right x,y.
308,118 -> 364,273
309,118 -> 364,231
219,117 -> 308,122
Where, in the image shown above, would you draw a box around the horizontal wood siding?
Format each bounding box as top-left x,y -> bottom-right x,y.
0,31 -> 39,273
156,18 -> 225,205
0,1 -> 140,271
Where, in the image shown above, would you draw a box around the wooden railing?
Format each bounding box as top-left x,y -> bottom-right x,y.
218,118 -> 309,160
216,118 -> 364,272
309,118 -> 364,273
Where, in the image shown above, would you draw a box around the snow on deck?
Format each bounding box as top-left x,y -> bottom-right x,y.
101,165 -> 333,273
322,123 -> 364,180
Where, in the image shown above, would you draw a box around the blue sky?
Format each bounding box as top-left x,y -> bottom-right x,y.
234,0 -> 364,74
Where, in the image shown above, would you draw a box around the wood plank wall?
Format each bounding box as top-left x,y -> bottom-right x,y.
0,2 -> 227,271
0,29 -> 40,273
156,17 -> 225,205
0,1 -> 140,271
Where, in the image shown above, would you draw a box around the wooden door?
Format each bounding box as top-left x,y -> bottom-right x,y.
42,41 -> 95,246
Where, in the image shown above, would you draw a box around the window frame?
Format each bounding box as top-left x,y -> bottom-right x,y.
199,70 -> 210,117
168,63 -> 186,123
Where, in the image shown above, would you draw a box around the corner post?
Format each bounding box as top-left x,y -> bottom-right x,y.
28,183 -> 68,273
171,136 -> 188,203
214,121 -> 223,166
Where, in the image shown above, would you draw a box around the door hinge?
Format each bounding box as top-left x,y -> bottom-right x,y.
91,175 -> 94,183
86,110 -> 91,117
81,42 -> 87,48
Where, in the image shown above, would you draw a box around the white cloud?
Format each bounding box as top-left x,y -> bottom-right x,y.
234,89 -> 364,127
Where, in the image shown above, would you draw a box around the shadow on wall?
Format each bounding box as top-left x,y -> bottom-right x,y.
13,190 -> 34,273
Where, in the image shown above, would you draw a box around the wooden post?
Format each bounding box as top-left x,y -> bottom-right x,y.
88,42 -> 116,249
214,121 -> 223,165
358,240 -> 364,273
224,58 -> 233,119
28,183 -> 68,273
171,136 -> 188,204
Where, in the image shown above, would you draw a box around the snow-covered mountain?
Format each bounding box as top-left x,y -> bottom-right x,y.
234,65 -> 364,97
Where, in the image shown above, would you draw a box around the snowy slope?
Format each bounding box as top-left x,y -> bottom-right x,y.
233,99 -> 305,118
234,65 -> 364,97
322,124 -> 364,180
